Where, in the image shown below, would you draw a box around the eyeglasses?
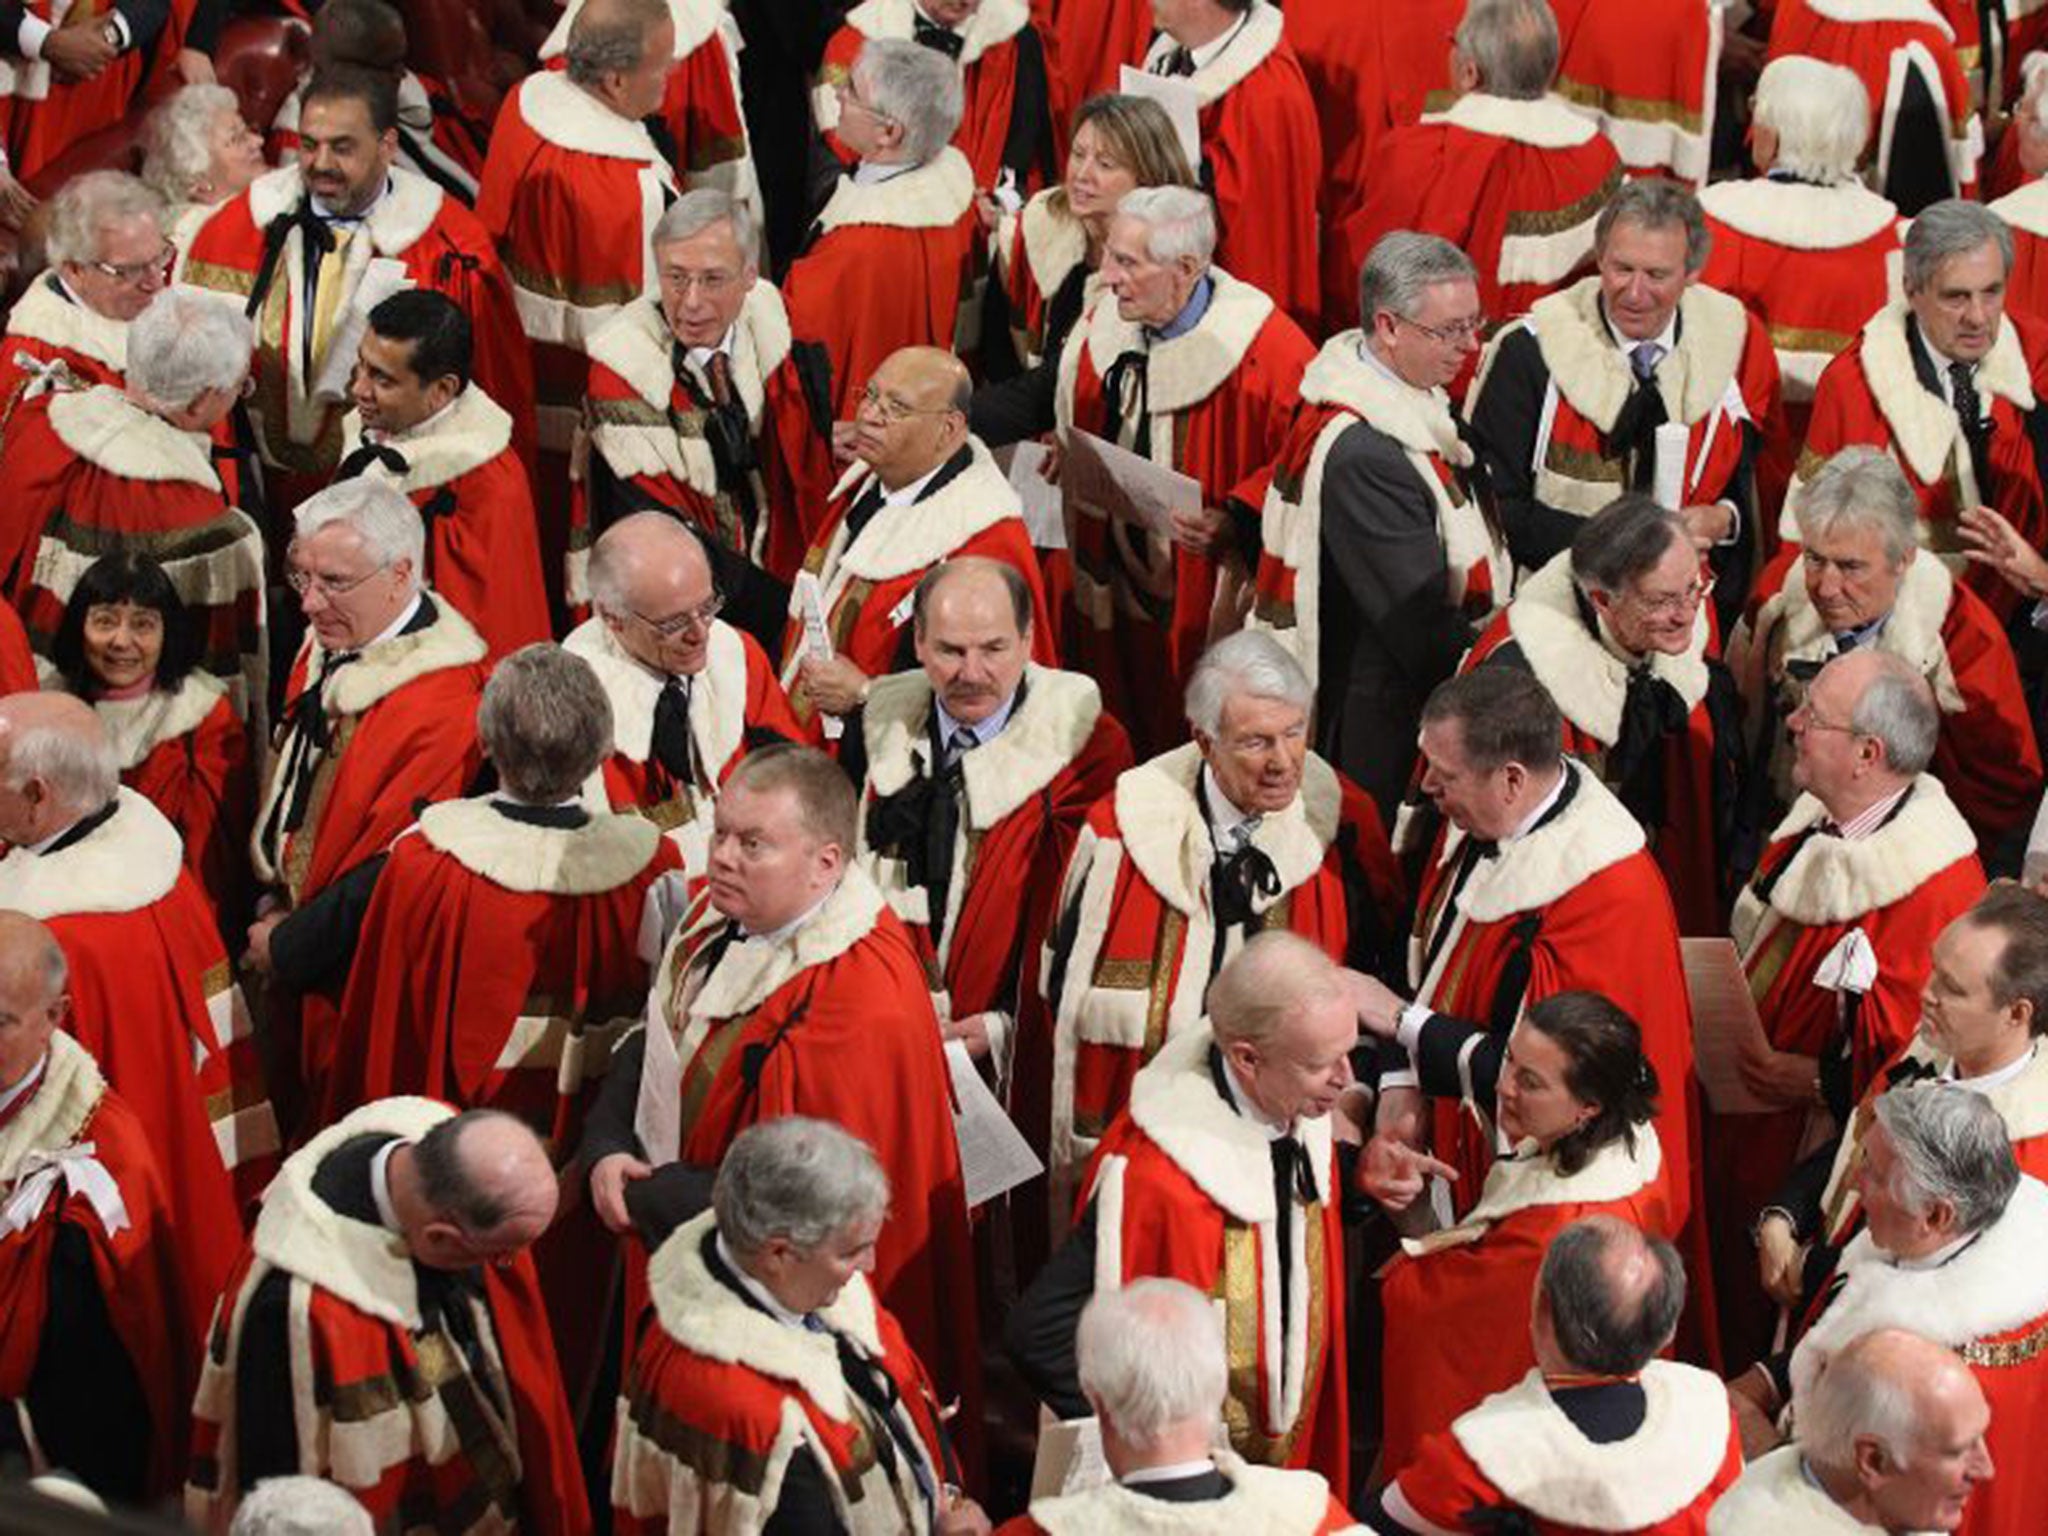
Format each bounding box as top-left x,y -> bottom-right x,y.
1629,575 -> 1715,618
88,240 -> 177,286
632,590 -> 725,638
1790,702 -> 1864,737
1394,311 -> 1488,346
660,268 -> 740,297
287,562 -> 389,599
859,382 -> 956,425
834,79 -> 899,127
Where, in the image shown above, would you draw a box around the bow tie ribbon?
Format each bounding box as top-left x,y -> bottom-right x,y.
335,442 -> 410,480
1213,838 -> 1281,929
912,14 -> 965,58
2,1142 -> 130,1237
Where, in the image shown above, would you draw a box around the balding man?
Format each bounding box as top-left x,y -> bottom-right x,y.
566,512 -> 803,875
186,1105 -> 588,1534
783,346 -> 1055,735
0,913 -> 194,1505
1371,1218 -> 1741,1534
0,693 -> 272,1327
1057,185 -> 1312,757
1011,933 -> 1358,1491
1713,1329 -> 1993,1534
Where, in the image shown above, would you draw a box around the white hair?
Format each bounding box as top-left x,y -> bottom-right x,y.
1871,1083 -> 2020,1238
0,713 -> 119,810
652,186 -> 757,265
229,1477 -> 375,1536
142,83 -> 243,206
1903,200 -> 2013,295
1077,1279 -> 1228,1448
1116,184 -> 1217,267
293,477 -> 427,576
1753,56 -> 1870,185
127,287 -> 252,412
856,38 -> 964,164
1184,629 -> 1312,736
45,169 -> 163,268
714,1116 -> 891,1258
1795,445 -> 1921,565
1796,1333 -> 1934,1480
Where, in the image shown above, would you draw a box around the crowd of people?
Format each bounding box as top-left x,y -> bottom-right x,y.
3,0 -> 2048,1530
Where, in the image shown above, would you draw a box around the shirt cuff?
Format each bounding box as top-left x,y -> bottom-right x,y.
108,10 -> 131,49
1394,1000 -> 1433,1056
2030,599 -> 2048,633
17,14 -> 50,58
984,1009 -> 1015,1099
1714,499 -> 1743,547
1377,1065 -> 1419,1091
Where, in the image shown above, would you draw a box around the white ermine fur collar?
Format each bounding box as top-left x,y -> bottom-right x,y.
1452,1362 -> 1732,1529
542,0 -> 726,59
1437,760 -> 1647,924
5,278 -> 127,373
1505,552 -> 1710,744
47,386 -> 221,490
1025,1453 -> 1336,1535
92,672 -> 227,771
414,796 -> 664,894
245,162 -> 442,258
0,788 -> 183,918
844,0 -> 1028,65
1080,267 -> 1273,418
1112,742 -> 1339,917
1733,776 -> 1976,934
1019,190 -> 1088,301
1707,1445 -> 1887,1532
1299,331 -> 1470,463
515,68 -> 669,165
564,615 -> 749,769
673,864 -> 888,1023
1406,1125 -> 1662,1255
1855,302 -> 2034,483
825,438 -> 1024,584
1989,178 -> 2048,240
297,593 -> 486,719
816,147 -> 974,234
1754,548 -> 1959,713
586,280 -> 792,428
250,1097 -> 454,1328
1424,90 -> 1601,149
1185,0 -> 1282,106
1127,1023 -> 1335,1220
1698,177 -> 1901,251
339,386 -> 512,493
0,1031 -> 105,1185
1527,276 -> 1750,430
1802,0 -> 1953,30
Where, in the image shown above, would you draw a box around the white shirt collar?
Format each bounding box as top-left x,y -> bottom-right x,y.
934,689 -> 1021,752
1603,304 -> 1678,359
1948,1039 -> 2039,1094
742,887 -> 837,947
852,159 -> 918,187
715,1231 -> 810,1327
375,393 -> 463,445
1893,1229 -> 1977,1271
310,178 -> 389,224
1122,1459 -> 1221,1487
1912,321 -> 1975,410
364,590 -> 425,650
880,455 -> 950,508
1503,768 -> 1569,845
369,1139 -> 403,1234
1146,9 -> 1249,71
1216,1052 -> 1288,1139
1200,765 -> 1259,851
0,1052 -> 47,1118
491,791 -> 586,811
685,323 -> 738,376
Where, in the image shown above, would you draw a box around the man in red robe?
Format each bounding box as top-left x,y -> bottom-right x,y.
782,39 -> 978,422
335,289 -> 550,659
1136,0 -> 1319,334
580,744 -> 981,1426
184,67 -> 533,521
1008,934 -> 1357,1492
186,1104 -> 590,1534
577,187 -> 836,607
0,287 -> 266,726
1714,648 -> 1984,1367
1550,0 -> 1722,184
1732,447 -> 2043,856
1039,631 -> 1402,1207
782,346 -> 1054,739
1,0 -> 186,181
1332,0 -> 1624,331
0,913 -> 195,1504
1461,497 -> 1740,936
0,695 -> 272,1337
1058,185 -> 1310,755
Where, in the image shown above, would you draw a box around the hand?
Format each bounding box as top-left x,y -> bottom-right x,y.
1680,502 -> 1733,550
831,420 -> 861,466
175,47 -> 215,84
1332,1083 -> 1375,1146
0,169 -> 38,232
943,1010 -> 994,1061
937,1493 -> 992,1536
1374,1083 -> 1424,1146
1170,502 -> 1229,556
798,654 -> 870,717
590,1152 -> 653,1234
1727,1370 -> 1785,1460
1756,1212 -> 1807,1308
1957,503 -> 2048,601
43,19 -> 118,81
1035,438 -> 1062,485
972,190 -> 1002,235
243,913 -> 286,977
1346,970 -> 1409,1040
1358,1133 -> 1457,1212
1737,1045 -> 1820,1109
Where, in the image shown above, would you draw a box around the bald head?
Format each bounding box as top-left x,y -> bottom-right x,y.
0,911 -> 68,1093
912,557 -> 1034,724
854,347 -> 972,489
1536,1215 -> 1685,1375
391,1109 -> 558,1270
0,692 -> 120,846
588,513 -> 719,677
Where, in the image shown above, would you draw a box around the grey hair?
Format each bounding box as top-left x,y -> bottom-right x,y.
478,644 -> 615,802
5,918 -> 69,1005
1076,1279 -> 1228,1448
229,1477 -> 375,1536
652,186 -> 757,267
413,1109 -> 537,1232
586,511 -> 710,619
714,1116 -> 891,1258
1569,493 -> 1689,598
564,0 -> 671,86
856,38 -> 964,164
1454,0 -> 1561,100
1843,651 -> 1939,777
1903,200 -> 2013,295
1358,231 -> 1478,328
45,170 -> 164,268
126,287 -> 252,413
1115,184 -> 1217,267
1796,1330 -> 1941,1480
142,83 -> 244,206
1184,630 -> 1312,736
1753,56 -> 1870,186
1207,931 -> 1348,1051
1595,178 -> 1711,275
1539,1216 -> 1686,1375
0,714 -> 119,810
1795,445 -> 1920,566
293,477 -> 427,576
1872,1083 -> 2021,1238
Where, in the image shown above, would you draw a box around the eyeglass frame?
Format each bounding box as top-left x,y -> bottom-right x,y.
86,239 -> 178,286
286,561 -> 390,599
630,589 -> 726,638
858,381 -> 959,425
658,266 -> 743,298
1624,573 -> 1716,618
1391,310 -> 1489,346
834,78 -> 900,129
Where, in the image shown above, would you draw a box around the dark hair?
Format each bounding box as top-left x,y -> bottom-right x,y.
1570,493 -> 1689,597
1540,1216 -> 1687,1374
368,288 -> 473,392
414,1109 -> 518,1232
52,552 -> 199,699
309,0 -> 406,72
912,556 -> 1032,636
1421,666 -> 1563,774
1964,884 -> 2048,1038
302,64 -> 400,138
1524,991 -> 1659,1175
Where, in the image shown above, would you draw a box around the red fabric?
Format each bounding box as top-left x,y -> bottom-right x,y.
2005,223 -> 2048,342
0,321 -> 124,427
0,601 -> 35,694
1039,0 -> 1151,128
124,691 -> 255,926
5,0 -> 194,179
411,444 -> 552,658
1959,1309 -> 2048,1536
1199,38 -> 1323,336
1550,0 -> 1718,182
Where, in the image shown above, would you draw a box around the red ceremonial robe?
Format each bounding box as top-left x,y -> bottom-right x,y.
0,385 -> 266,725
576,281 -> 835,590
1784,302 -> 2045,618
1549,0 -> 1723,184
1698,176 -> 1903,538
637,866 -> 980,1412
1991,177 -> 2048,335
184,163 -> 534,512
185,1098 -> 589,1535
1463,553 -> 1730,936
780,440 -> 1054,733
614,1212 -> 950,1536
1789,1174 -> 2048,1536
0,273 -> 127,433
1385,1362 -> 1742,1536
271,69 -> 487,204
1056,269 -> 1311,756
336,386 -> 551,659
1083,1024 -> 1348,1489
1138,1 -> 1320,334
1408,761 -> 1697,1228
1333,91 -> 1624,332
3,0 -> 191,180
1710,775 -> 1984,1361
782,149 -> 979,422
1043,743 -> 1402,1206
1730,548 -> 2044,847
0,1032 -> 195,1499
0,789 -> 274,1333
0,602 -> 32,694
1038,0 -> 1150,124
994,190 -> 1089,370
998,1453 -> 1356,1534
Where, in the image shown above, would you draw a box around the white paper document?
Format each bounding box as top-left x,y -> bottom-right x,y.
994,440 -> 1067,550
945,1040 -> 1043,1208
1117,66 -> 1202,168
1028,1415 -> 1110,1501
1682,937 -> 1776,1116
792,571 -> 843,742
1062,428 -> 1200,542
1652,421 -> 1690,511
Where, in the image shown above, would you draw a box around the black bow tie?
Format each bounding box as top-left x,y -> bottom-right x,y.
650,675 -> 695,787
335,441 -> 409,480
1609,667 -> 1690,828
1886,1055 -> 1943,1089
1270,1136 -> 1317,1205
912,14 -> 965,58
1213,839 -> 1281,930
1102,349 -> 1151,456
1155,44 -> 1194,76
